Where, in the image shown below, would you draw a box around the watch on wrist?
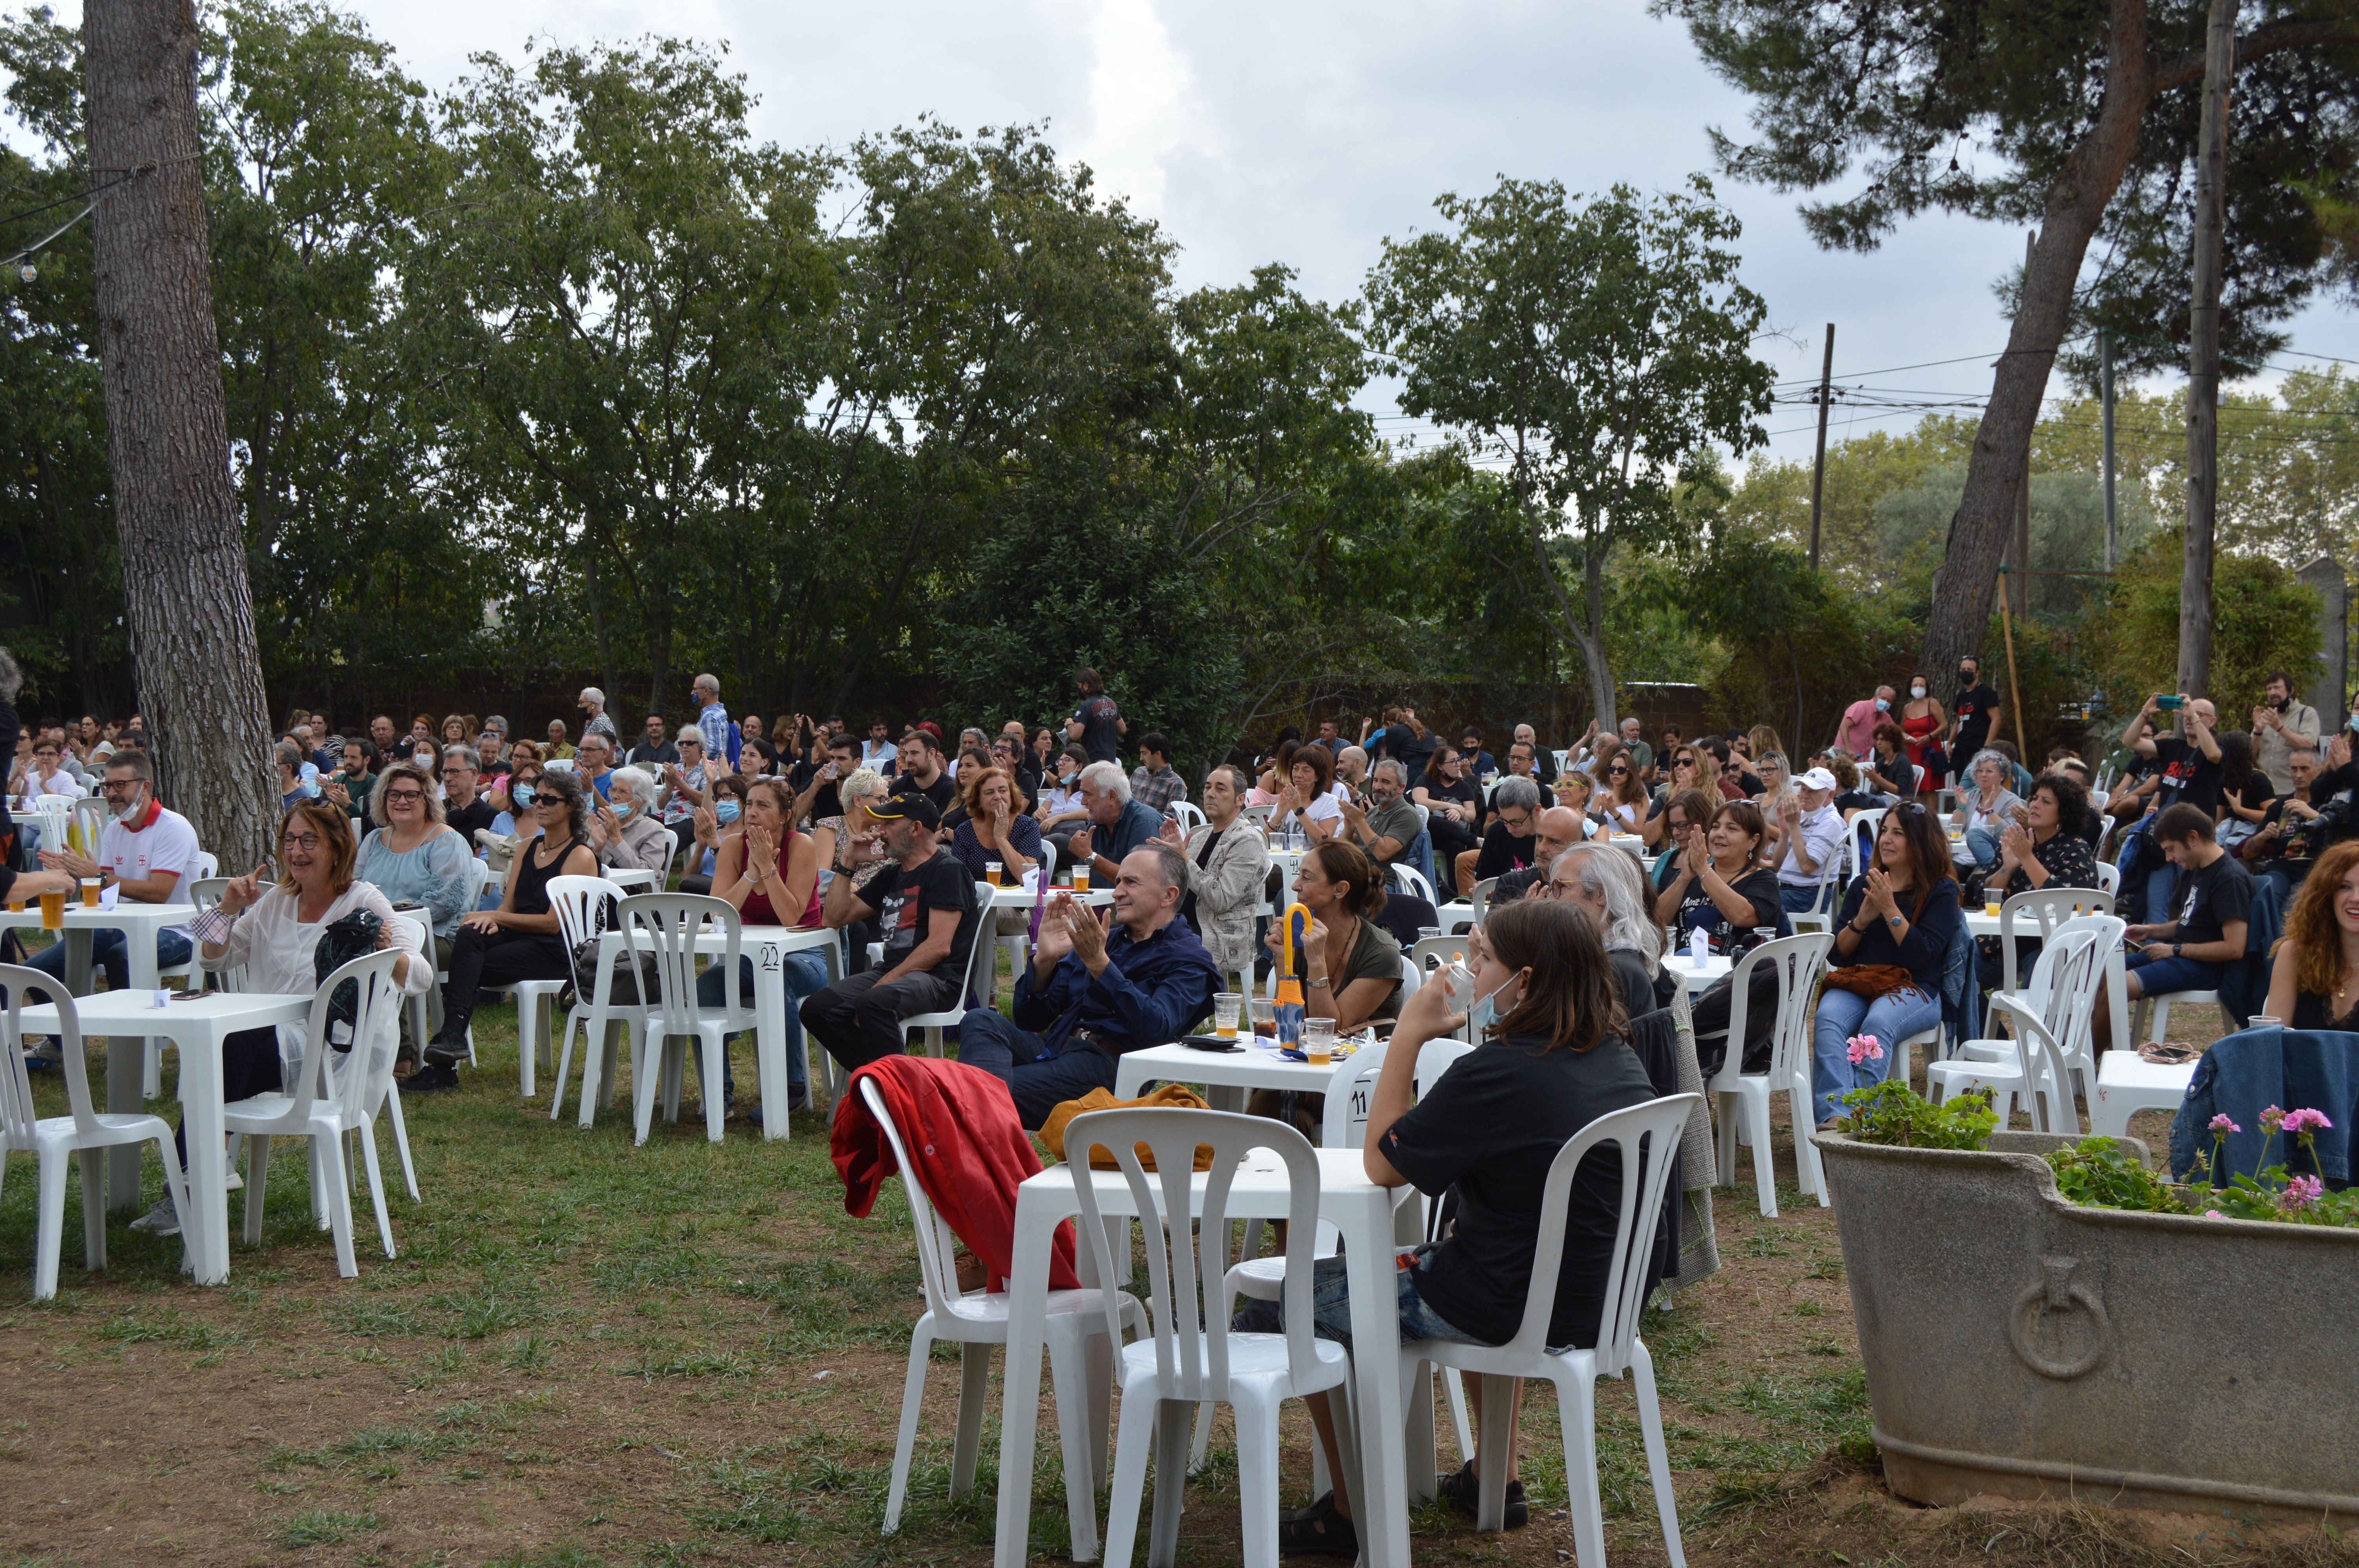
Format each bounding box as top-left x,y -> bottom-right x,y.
1308,975 -> 1332,991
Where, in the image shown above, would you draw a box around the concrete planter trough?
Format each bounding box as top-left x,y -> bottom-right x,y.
1817,1130 -> 2359,1520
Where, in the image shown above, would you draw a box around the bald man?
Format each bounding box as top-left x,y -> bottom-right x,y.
1488,806 -> 1588,902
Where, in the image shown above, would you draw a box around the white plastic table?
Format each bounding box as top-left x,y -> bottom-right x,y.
1665,953 -> 1734,991
3,900 -> 197,1207
1111,1038 -> 1354,1109
1965,909 -> 2134,1053
994,1148 -> 1420,1567
16,990 -> 311,1281
589,923 -> 843,1135
987,885 -> 1113,910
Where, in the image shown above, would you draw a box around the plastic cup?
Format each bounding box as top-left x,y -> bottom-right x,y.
1213,992 -> 1241,1038
1072,865 -> 1090,892
79,877 -> 100,908
1985,897 -> 2003,918
1305,1018 -> 1336,1065
39,888 -> 65,930
984,859 -> 1003,888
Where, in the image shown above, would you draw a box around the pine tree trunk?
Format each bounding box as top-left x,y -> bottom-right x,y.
84,0 -> 277,868
1922,0 -> 2156,680
2179,0 -> 2237,699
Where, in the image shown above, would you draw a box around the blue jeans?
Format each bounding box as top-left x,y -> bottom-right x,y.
1778,883 -> 1828,915
1812,983 -> 1941,1123
691,947 -> 828,1103
954,1007 -> 1120,1129
1966,825 -> 2001,871
27,926 -> 193,995
2124,949 -> 2223,999
1232,1250 -> 1492,1351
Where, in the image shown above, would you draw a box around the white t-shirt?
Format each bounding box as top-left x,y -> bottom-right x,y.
99,802 -> 201,940
1278,791 -> 1343,833
16,767 -> 75,813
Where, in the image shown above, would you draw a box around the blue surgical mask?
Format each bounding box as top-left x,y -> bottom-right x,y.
2348,714 -> 2359,733
1874,698 -> 1891,713
513,784 -> 536,808
717,800 -> 742,824
1468,974 -> 1517,1039
613,799 -> 634,820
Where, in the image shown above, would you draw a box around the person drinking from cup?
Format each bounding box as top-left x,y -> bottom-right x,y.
1234,897 -> 1657,1555
956,843 -> 1219,1127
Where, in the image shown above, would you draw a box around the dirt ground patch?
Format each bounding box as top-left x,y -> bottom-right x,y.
1,996 -> 2334,1566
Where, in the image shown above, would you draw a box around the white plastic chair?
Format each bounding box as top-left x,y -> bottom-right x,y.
1707,933 -> 1833,1216
1401,1093 -> 1699,1561
548,878 -> 654,1131
144,875 -> 236,1099
225,948 -> 407,1276
621,893 -> 752,1145
2097,860 -> 2121,896
1072,1107 -> 1352,1568
2090,1049 -> 2198,1138
501,870 -> 608,1099
1929,918 -> 2119,1129
2131,987 -> 2221,1047
1994,887 -> 2116,995
899,885 -> 999,1058
0,965 -> 189,1299
995,846 -> 1053,1000
1845,809 -> 1887,880
1169,800 -> 1206,835
862,1079 -> 1144,1535
1386,861 -> 1437,903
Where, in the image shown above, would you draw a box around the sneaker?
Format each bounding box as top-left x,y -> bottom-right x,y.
1276,1490 -> 1358,1557
408,1062 -> 461,1094
1436,1461 -> 1528,1528
786,1084 -> 810,1113
131,1192 -> 181,1237
421,1032 -> 467,1066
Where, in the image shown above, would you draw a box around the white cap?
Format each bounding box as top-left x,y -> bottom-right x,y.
1796,767 -> 1839,792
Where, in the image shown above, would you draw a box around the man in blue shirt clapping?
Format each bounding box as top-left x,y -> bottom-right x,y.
958,844 -> 1220,1127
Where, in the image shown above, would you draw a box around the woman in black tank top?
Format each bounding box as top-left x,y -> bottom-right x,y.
2263,840 -> 2359,1033
417,770 -> 600,1089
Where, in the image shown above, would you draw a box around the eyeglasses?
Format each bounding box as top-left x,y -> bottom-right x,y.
98,779 -> 139,796
1547,878 -> 1581,898
384,788 -> 427,803
280,833 -> 323,851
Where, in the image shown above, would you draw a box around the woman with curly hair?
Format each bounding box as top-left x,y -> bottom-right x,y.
2263,838 -> 2359,1028
418,768 -> 597,1091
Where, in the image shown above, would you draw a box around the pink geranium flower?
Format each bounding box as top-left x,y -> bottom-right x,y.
1845,1033 -> 1884,1066
2204,1209 -> 2226,1219
2261,1105 -> 2287,1132
2281,1175 -> 2325,1210
2208,1114 -> 2241,1135
2281,1108 -> 2335,1136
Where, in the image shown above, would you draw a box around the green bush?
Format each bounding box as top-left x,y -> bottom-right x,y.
1833,1081 -> 1996,1150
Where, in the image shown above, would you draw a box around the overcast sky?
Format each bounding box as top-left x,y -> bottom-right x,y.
17,0 -> 2359,465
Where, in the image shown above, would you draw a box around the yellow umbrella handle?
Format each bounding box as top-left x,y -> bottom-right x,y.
1281,902 -> 1312,976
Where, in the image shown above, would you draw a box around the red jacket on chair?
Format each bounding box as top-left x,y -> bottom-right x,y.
834,1056 -> 1081,1292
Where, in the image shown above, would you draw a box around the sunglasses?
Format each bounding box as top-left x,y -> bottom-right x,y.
1608,766 -> 1628,775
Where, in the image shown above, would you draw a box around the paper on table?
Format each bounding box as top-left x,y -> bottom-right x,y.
99,883 -> 119,911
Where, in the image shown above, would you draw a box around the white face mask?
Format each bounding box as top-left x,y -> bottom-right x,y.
1910,685 -> 1927,699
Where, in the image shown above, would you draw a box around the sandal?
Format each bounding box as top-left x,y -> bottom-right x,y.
1277,1490 -> 1358,1557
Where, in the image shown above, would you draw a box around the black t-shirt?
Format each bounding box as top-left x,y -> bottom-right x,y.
1379,1032 -> 1658,1347
892,770 -> 958,814
445,797 -> 500,845
1953,683 -> 2002,756
1072,695 -> 1123,764
864,850 -> 981,979
1392,730 -> 1438,788
1424,775 -> 1481,815
626,740 -> 680,768
809,779 -> 845,822
2172,851 -> 2254,949
1672,866 -> 1785,956
2152,735 -> 2225,816
1833,789 -> 1881,815
1472,820 -> 1538,882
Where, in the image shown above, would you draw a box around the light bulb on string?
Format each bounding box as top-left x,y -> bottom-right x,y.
16,263 -> 33,283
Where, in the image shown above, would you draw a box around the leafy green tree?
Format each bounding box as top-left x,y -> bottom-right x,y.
1364,175 -> 1772,727
1660,0 -> 2359,681
2088,527 -> 2323,719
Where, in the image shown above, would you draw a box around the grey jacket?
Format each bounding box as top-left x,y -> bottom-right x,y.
1183,819 -> 1272,982
2255,701 -> 2322,795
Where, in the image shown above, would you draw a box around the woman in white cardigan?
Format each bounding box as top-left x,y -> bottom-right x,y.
132,800 -> 430,1238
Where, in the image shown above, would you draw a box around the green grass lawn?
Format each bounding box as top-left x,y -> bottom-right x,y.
0,988 -> 2341,1566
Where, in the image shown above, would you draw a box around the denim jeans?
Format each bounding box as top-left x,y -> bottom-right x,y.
1231,1249 -> 1492,1351
27,925 -> 193,994
1966,824 -> 2001,871
1778,883 -> 1828,916
1812,983 -> 1941,1123
954,1007 -> 1119,1129
2142,862 -> 2181,926
692,947 -> 829,1103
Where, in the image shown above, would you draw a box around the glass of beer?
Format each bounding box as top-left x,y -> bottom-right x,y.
1304,1018 -> 1336,1066
984,859 -> 1003,888
39,887 -> 66,930
79,877 -> 100,908
1212,992 -> 1242,1039
1072,864 -> 1089,892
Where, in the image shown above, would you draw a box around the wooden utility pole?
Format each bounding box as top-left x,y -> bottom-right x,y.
1808,323 -> 1834,569
2100,327 -> 2118,573
84,0 -> 277,869
2179,0 -> 2237,700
